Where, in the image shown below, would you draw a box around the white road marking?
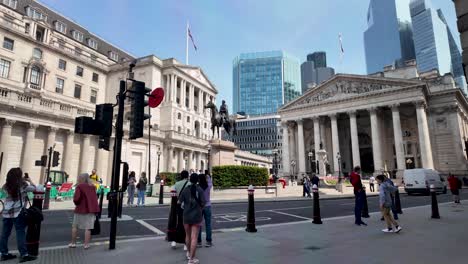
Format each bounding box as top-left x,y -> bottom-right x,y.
136,220 -> 165,235
269,210 -> 312,220
340,202 -> 355,206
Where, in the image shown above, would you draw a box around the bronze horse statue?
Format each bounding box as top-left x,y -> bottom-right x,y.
204,101 -> 236,139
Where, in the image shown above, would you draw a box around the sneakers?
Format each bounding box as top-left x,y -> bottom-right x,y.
355,221 -> 367,226
186,252 -> 190,260
188,258 -> 200,264
19,255 -> 37,263
382,228 -> 394,233
205,241 -> 213,248
171,241 -> 176,249
184,245 -> 188,251
395,226 -> 403,233
1,254 -> 17,261
197,242 -> 203,248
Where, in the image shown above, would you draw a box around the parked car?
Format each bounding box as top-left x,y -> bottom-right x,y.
403,169 -> 447,195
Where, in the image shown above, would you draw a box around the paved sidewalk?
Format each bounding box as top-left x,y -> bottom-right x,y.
24,200 -> 468,263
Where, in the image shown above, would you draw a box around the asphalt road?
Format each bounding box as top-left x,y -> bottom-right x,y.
4,192 -> 467,249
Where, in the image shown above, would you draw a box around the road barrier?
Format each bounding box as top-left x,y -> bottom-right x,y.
430,184 -> 440,219
312,184 -> 322,224
246,185 -> 257,233
159,180 -> 164,205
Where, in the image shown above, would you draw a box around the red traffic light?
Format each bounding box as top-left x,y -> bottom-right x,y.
148,88 -> 165,108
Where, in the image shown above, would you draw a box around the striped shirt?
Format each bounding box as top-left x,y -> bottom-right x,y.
2,183 -> 36,218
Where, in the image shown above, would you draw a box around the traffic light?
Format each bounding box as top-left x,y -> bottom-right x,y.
95,104 -> 114,150
35,155 -> 47,166
52,151 -> 60,167
128,81 -> 151,140
121,162 -> 129,192
75,116 -> 96,135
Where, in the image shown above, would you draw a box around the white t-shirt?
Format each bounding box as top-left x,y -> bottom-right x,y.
369,176 -> 375,184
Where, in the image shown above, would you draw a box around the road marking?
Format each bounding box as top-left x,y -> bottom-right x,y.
138,217 -> 169,221
136,220 -> 165,235
269,210 -> 312,220
340,202 -> 355,206
100,215 -> 133,222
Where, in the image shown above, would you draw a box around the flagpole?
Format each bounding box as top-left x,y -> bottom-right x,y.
186,21 -> 189,65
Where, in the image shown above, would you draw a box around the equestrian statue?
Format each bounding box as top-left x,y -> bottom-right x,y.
204,100 -> 236,139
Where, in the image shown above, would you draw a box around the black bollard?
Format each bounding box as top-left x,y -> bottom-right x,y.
26,190 -> 45,256
430,184 -> 440,219
166,189 -> 178,242
394,189 -> 403,214
159,179 -> 164,205
246,185 -> 257,233
42,182 -> 51,210
361,186 -> 370,218
312,184 -> 323,224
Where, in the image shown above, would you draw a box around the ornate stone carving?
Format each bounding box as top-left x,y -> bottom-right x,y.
3,119 -> 15,127
390,103 -> 400,111
27,123 -> 39,130
414,101 -> 427,109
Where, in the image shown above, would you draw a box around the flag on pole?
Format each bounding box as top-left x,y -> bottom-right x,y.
339,33 -> 344,55
188,25 -> 197,51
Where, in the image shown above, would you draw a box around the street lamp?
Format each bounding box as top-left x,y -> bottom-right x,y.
272,148 -> 278,182
156,148 -> 162,180
207,145 -> 212,175
336,152 -> 342,183
308,151 -> 313,176
157,148 -> 163,205
291,160 -> 296,182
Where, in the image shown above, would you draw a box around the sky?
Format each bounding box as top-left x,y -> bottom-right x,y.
39,0 -> 460,111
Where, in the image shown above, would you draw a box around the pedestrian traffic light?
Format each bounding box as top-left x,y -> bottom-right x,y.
35,155 -> 47,167
75,116 -> 96,135
121,162 -> 129,192
128,80 -> 151,140
52,151 -> 60,167
95,104 -> 114,150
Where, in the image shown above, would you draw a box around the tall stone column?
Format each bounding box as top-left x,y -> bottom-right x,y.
165,74 -> 171,103
172,75 -> 177,103
313,117 -> 321,156
391,104 -> 405,172
330,114 -> 340,173
189,84 -> 194,111
165,146 -> 173,172
198,90 -> 203,113
21,123 -> 38,174
181,80 -> 186,107
41,127 -> 57,182
195,151 -> 201,172
95,146 -> 109,183
369,107 -> 383,173
281,122 -> 290,176
63,130 -> 75,178
79,135 -> 91,174
187,150 -> 193,171
0,119 -> 15,181
416,102 -> 434,169
348,111 -> 361,168
289,123 -> 296,170
178,148 -> 184,172
296,119 -> 306,176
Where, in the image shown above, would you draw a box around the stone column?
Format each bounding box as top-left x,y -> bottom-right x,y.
41,127 -> 57,182
21,123 -> 38,174
95,147 -> 109,182
0,119 -> 15,181
391,104 -> 405,172
189,84 -> 194,111
181,80 -> 186,107
289,123 -> 296,167
79,135 -> 90,174
348,111 -> 361,168
313,117 -> 320,156
281,122 -> 290,175
369,107 -> 383,173
63,130 -> 75,177
198,90 -> 203,113
415,102 -> 434,169
187,150 -> 193,171
172,75 -> 177,103
329,114 -> 340,173
178,148 -> 184,172
165,75 -> 171,103
296,120 -> 306,176
165,146 -> 173,172
195,151 -> 201,172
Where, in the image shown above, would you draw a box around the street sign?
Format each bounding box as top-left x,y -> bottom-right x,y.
148,88 -> 165,108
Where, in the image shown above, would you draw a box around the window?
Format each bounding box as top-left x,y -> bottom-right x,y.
90,90 -> 97,104
76,66 -> 83,77
177,113 -> 182,120
109,51 -> 119,62
30,66 -> 41,85
87,38 -> 98,49
74,84 -> 81,99
0,59 -> 11,78
54,21 -> 66,34
26,7 -> 47,21
3,37 -> 14,50
3,0 -> 18,9
187,116 -> 190,122
72,30 -> 84,42
58,59 -> 66,70
35,26 -> 45,42
33,48 -> 42,59
92,72 -> 99,83
56,78 -> 64,94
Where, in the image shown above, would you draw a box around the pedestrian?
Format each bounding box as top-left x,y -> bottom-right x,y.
127,171 -> 136,206
89,169 -> 101,191
0,168 -> 37,262
311,173 -> 320,187
197,173 -> 213,247
301,177 -> 305,197
171,170 -> 191,250
350,166 -> 367,226
304,176 -> 312,198
69,173 -> 100,249
376,175 -> 402,233
369,175 -> 375,192
385,176 -> 399,220
136,172 -> 148,206
179,173 -> 206,264
447,174 -> 460,204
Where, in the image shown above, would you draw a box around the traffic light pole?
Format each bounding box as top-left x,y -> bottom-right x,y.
109,80 -> 126,250
45,146 -> 53,184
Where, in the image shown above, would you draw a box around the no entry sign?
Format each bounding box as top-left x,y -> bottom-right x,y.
148,88 -> 165,108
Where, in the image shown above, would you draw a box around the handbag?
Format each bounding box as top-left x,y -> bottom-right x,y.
19,191 -> 43,224
91,214 -> 100,235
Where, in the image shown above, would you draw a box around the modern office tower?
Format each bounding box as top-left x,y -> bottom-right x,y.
301,52 -> 335,93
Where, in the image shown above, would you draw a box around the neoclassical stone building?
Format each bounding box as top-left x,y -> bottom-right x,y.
279,63 -> 468,178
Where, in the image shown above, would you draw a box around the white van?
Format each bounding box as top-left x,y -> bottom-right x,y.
403,169 -> 447,195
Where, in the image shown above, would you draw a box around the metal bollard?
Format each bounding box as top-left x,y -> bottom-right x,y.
430,184 -> 440,219
26,190 -> 45,256
312,184 -> 323,224
98,188 -> 105,219
159,180 -> 164,205
361,186 -> 370,218
246,185 -> 257,233
394,189 -> 403,214
166,189 -> 178,242
42,182 -> 51,210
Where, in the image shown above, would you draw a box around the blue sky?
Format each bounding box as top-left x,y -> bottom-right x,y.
40,0 -> 459,110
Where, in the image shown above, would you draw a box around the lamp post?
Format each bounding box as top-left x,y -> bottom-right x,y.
207,145 -> 211,175
291,160 -> 296,182
272,148 -> 278,182
308,151 -> 313,176
157,148 -> 163,204
336,152 -> 342,183
156,148 -> 161,180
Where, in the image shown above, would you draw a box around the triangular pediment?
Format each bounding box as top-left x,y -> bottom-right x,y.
176,66 -> 218,93
281,74 -> 422,111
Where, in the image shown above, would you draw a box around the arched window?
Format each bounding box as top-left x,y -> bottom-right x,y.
177,113 -> 182,120
33,48 -> 42,59
30,66 -> 41,85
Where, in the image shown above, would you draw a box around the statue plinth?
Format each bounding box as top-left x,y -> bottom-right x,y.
210,139 -> 238,167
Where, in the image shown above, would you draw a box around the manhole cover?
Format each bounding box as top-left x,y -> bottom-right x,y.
304,246 -> 321,251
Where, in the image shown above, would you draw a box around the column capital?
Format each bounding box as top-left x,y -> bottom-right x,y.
390,103 -> 400,111
414,101 -> 427,109
280,120 -> 289,127
368,106 -> 379,114
27,123 -> 39,130
328,113 -> 337,120
311,116 -> 321,122
2,119 -> 15,128
296,119 -> 304,125
347,110 -> 357,117
48,126 -> 58,133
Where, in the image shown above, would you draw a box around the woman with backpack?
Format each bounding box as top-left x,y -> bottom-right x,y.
0,168 -> 36,262
376,175 -> 402,233
197,173 -> 213,247
178,173 -> 206,264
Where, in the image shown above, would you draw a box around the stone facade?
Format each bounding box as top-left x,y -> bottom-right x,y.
279,65 -> 468,179
453,0 -> 468,87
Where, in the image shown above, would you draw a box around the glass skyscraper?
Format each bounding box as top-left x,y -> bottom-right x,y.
410,0 -> 467,92
233,51 -> 301,115
301,52 -> 335,93
364,0 -> 416,74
